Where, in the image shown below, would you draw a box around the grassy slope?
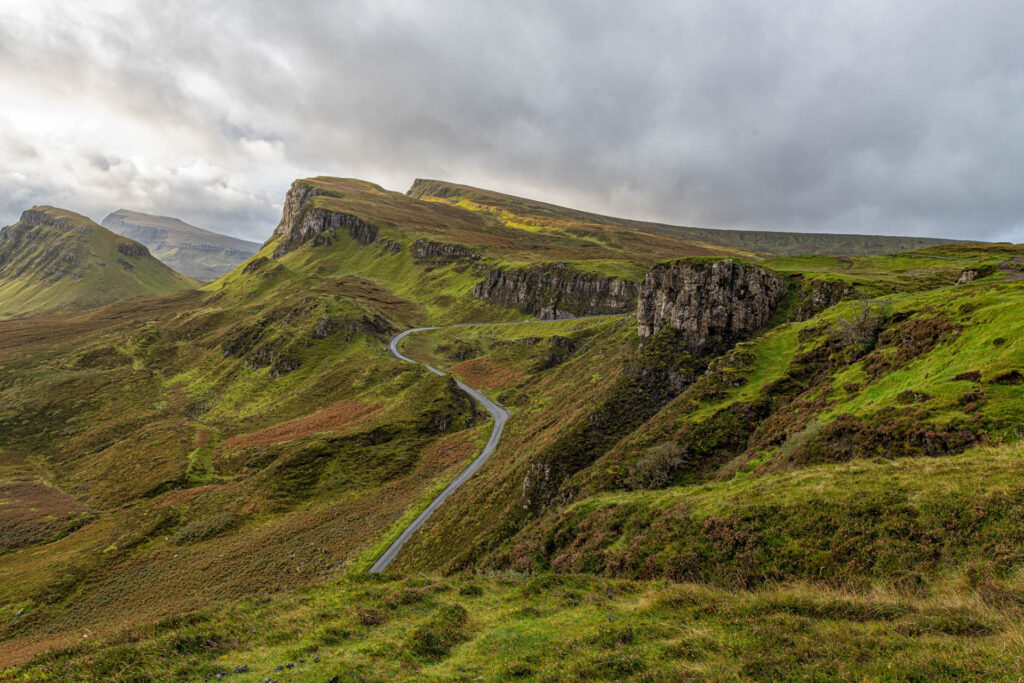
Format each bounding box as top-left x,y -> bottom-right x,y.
298,177 -> 746,269
408,178 -> 963,257
389,258 -> 1024,582
6,569 -> 1023,681
3,181 -> 1024,677
0,236 -> 494,663
0,207 -> 198,319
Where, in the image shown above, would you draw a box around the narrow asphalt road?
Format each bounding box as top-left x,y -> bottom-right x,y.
368,316 -> 620,572
368,325 -> 516,573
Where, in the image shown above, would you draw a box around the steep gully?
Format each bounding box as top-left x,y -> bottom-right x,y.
368,318 -> 618,573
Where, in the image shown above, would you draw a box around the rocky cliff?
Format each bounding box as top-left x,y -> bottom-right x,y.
270,181 -> 379,258
411,239 -> 480,263
636,259 -> 786,354
788,277 -> 854,321
473,264 -> 640,319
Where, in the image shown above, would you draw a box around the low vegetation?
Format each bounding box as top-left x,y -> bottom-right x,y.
2,177 -> 1023,679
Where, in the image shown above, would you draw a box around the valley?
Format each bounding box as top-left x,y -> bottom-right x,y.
1,176 -> 1023,680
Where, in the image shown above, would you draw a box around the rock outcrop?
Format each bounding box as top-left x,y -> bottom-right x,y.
788,277 -> 854,322
636,259 -> 786,354
955,266 -> 993,285
117,242 -> 150,258
270,181 -> 379,258
411,239 -> 481,263
473,264 -> 640,319
15,208 -> 91,234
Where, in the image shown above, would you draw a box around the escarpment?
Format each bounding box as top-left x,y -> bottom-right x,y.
473,264 -> 640,319
15,208 -> 92,234
411,239 -> 480,263
788,277 -> 855,321
636,259 -> 786,354
271,181 -> 380,258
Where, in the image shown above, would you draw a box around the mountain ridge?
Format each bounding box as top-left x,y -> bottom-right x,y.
0,206 -> 197,319
408,178 -> 966,256
102,209 -> 260,280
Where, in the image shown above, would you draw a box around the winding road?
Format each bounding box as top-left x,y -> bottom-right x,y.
368,324 -> 517,573
368,317 -> 622,572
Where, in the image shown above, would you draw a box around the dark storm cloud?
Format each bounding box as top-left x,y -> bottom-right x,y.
1,0 -> 1022,242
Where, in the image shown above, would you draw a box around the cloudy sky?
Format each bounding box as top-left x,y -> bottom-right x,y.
1,1 -> 1022,242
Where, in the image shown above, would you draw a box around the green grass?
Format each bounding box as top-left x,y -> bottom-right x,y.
0,207 -> 197,319
7,570 -> 1024,681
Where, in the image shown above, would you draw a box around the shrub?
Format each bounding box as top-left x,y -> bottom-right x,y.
834,299 -> 887,351
407,604 -> 469,661
625,442 -> 687,490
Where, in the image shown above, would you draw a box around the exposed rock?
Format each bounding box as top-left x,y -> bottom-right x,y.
116,241 -> 150,258
379,239 -> 402,255
270,181 -> 378,257
17,208 -> 87,233
312,315 -> 341,339
473,264 -> 639,319
789,277 -> 854,322
411,239 -> 481,263
952,370 -> 981,382
242,256 -> 270,274
636,259 -> 786,355
956,266 -> 993,285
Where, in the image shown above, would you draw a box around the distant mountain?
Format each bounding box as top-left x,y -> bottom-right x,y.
102,209 -> 260,280
407,179 -> 962,257
0,206 -> 197,319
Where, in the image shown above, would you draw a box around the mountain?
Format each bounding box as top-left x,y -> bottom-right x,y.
408,178 -> 962,256
102,209 -> 260,280
3,177 -> 1024,678
0,206 -> 197,319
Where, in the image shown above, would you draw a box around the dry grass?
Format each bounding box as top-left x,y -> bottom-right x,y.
0,479 -> 89,551
216,400 -> 385,453
449,357 -> 523,388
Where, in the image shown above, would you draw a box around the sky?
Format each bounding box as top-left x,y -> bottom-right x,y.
1,0 -> 1023,243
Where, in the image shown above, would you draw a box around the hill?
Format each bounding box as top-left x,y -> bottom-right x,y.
0,206 -> 197,319
408,178 -> 963,256
102,209 -> 260,280
1,177 -> 1023,678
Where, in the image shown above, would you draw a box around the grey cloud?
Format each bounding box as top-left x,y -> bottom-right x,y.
0,0 -> 1023,242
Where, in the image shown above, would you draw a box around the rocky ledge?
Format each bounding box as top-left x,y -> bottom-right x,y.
473,264 -> 640,319
637,259 -> 786,354
411,239 -> 481,263
270,181 -> 379,258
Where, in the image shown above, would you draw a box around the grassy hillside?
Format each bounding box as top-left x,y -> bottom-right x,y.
0,206 -> 197,319
2,178 -> 1023,678
381,244 -> 1024,583
102,209 -> 260,281
7,567 -> 1023,681
408,178 -> 963,257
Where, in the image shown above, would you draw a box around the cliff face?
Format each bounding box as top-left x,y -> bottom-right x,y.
636,259 -> 786,354
270,181 -> 379,258
788,277 -> 854,322
411,239 -> 480,263
473,264 -> 640,319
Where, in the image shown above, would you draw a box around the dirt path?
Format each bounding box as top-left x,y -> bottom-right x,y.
997,256 -> 1024,281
